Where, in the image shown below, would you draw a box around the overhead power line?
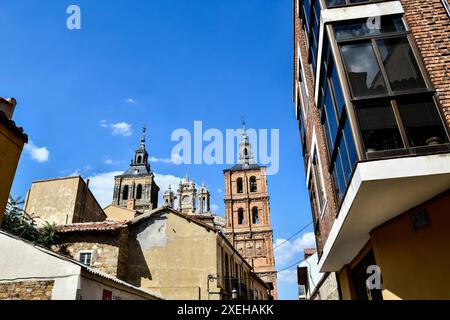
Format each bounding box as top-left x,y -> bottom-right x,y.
273,221 -> 313,251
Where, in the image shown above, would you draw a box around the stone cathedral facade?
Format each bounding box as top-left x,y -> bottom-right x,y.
223,123 -> 277,299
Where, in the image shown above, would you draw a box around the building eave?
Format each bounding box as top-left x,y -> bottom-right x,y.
318,152 -> 450,272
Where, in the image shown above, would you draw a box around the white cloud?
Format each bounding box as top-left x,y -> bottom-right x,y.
278,269 -> 298,285
217,189 -> 222,194
211,204 -> 219,212
274,232 -> 316,266
149,153 -> 182,165
111,122 -> 132,137
100,120 -> 132,137
86,171 -> 183,209
125,98 -> 137,104
24,140 -> 50,163
87,171 -> 122,208
105,159 -> 121,165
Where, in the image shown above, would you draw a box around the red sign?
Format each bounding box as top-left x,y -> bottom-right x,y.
102,289 -> 113,300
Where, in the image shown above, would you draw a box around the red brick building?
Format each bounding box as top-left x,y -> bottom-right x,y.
294,0 -> 450,299
224,124 -> 277,299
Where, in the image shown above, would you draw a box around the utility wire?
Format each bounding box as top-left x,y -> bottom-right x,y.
276,257 -> 306,273
273,221 -> 313,251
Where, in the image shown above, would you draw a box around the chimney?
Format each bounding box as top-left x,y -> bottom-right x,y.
304,248 -> 317,260
0,97 -> 17,120
127,199 -> 136,210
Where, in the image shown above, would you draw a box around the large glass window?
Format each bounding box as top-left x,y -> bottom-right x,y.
326,0 -> 387,8
335,14 -> 449,157
334,16 -> 406,41
356,101 -> 404,152
336,16 -> 428,99
397,97 -> 449,147
376,37 -> 426,92
318,38 -> 359,204
341,42 -> 388,98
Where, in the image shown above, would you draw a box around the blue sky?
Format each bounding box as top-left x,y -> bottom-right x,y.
2,0 -> 313,300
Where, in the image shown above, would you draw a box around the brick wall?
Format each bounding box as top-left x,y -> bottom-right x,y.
401,0 -> 450,126
293,0 -> 339,254
0,281 -> 54,300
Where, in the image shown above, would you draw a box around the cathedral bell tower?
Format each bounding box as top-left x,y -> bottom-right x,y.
198,182 -> 211,214
163,185 -> 176,208
112,128 -> 160,214
177,174 -> 197,214
223,121 -> 277,299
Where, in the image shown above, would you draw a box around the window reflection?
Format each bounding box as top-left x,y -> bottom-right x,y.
334,16 -> 405,41
376,37 -> 426,92
341,43 -> 388,98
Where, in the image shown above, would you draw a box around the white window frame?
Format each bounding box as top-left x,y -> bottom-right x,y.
78,250 -> 94,266
306,130 -> 328,219
297,44 -> 310,121
443,0 -> 450,17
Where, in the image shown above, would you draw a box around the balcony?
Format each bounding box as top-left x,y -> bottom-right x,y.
318,152 -> 450,272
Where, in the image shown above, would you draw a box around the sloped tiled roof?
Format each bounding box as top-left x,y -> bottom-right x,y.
57,221 -> 127,233
0,110 -> 28,143
0,230 -> 163,300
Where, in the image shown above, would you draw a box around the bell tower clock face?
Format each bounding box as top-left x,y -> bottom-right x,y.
182,195 -> 190,204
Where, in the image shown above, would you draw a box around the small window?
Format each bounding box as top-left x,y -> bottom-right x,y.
249,176 -> 257,192
122,185 -> 129,201
238,208 -> 245,225
237,178 -> 243,193
79,252 -> 92,266
252,207 -> 259,224
137,155 -> 142,163
136,184 -> 143,200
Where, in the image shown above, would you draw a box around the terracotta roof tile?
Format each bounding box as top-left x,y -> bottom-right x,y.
57,221 -> 127,233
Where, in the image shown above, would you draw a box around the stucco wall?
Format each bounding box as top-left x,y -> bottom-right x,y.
77,276 -> 148,300
0,232 -> 81,300
126,212 -> 218,300
104,205 -> 136,222
371,190 -> 450,300
0,122 -> 25,225
24,177 -> 105,226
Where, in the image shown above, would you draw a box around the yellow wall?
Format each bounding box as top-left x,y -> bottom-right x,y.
371,191 -> 450,300
338,191 -> 450,300
104,205 -> 136,222
24,176 -> 106,226
0,122 -> 25,225
338,266 -> 353,300
126,210 -> 269,300
127,212 -> 220,300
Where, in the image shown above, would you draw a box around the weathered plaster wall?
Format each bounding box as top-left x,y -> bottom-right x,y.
127,212 -> 218,300
24,176 -> 105,226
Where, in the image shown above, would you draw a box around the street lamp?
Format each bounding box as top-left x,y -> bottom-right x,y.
232,288 -> 238,300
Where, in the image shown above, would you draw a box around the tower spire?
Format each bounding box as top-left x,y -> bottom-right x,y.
238,120 -> 253,166
140,126 -> 146,149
